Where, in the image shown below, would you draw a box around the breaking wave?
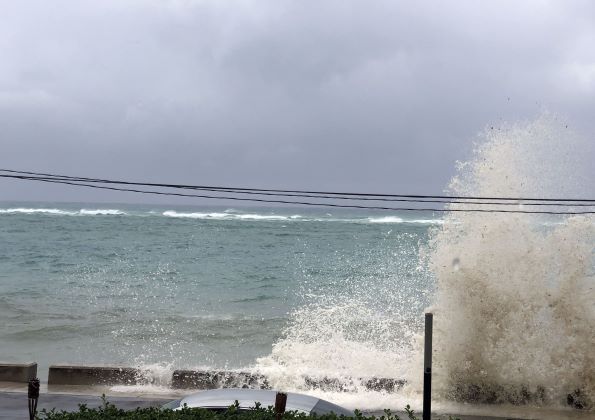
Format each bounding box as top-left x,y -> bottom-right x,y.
0,208 -> 126,216
0,207 -> 443,225
162,211 -> 442,225
79,209 -> 126,216
422,115 -> 595,407
255,115 -> 595,411
0,208 -> 69,215
162,211 -> 295,221
367,216 -> 404,223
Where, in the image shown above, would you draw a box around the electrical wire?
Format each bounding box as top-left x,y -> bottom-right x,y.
4,173 -> 595,215
3,173 -> 595,208
2,168 -> 594,203
1,173 -> 595,207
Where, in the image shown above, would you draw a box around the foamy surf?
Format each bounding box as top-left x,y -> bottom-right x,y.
0,208 -> 74,215
79,209 -> 126,216
0,208 -> 127,216
161,211 -> 442,225
108,362 -> 176,395
367,216 -> 404,223
0,206 -> 445,225
162,210 -> 291,221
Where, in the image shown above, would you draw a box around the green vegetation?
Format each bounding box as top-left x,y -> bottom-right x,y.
37,396 -> 460,420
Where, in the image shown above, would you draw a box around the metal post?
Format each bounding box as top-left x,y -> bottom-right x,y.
423,313 -> 433,420
275,392 -> 287,420
28,378 -> 40,420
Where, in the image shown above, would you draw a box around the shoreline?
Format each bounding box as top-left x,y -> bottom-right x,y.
1,363 -> 592,419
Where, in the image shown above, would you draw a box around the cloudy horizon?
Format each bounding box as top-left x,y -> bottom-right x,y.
1,0 -> 594,205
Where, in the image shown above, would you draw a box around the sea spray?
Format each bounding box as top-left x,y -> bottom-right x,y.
254,229 -> 431,408
255,115 -> 594,410
256,302 -> 414,388
423,115 -> 595,406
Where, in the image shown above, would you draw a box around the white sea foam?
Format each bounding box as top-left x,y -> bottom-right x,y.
0,208 -> 127,216
254,298 -> 420,409
367,216 -> 404,223
109,362 -> 175,394
163,210 -> 291,221
0,208 -> 75,215
79,209 -> 126,216
0,207 -> 446,225
235,214 -> 289,221
161,212 -> 442,225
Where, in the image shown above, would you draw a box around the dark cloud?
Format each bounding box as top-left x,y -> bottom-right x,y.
1,0 -> 594,203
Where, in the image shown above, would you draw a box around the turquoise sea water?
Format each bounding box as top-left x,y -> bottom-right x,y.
0,202 -> 436,381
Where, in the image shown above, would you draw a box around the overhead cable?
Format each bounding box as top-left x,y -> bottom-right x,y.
2,173 -> 594,207
1,168 -> 594,203
3,173 -> 595,215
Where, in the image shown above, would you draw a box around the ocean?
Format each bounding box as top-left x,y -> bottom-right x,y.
0,204 -> 435,387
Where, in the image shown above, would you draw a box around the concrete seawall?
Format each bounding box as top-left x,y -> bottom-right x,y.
5,363 -> 402,393
169,370 -> 405,393
43,365 -> 403,393
172,370 -> 270,390
3,362 -> 589,409
0,363 -> 37,383
48,365 -> 141,386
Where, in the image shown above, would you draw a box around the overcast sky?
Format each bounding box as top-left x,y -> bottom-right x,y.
1,0 -> 594,204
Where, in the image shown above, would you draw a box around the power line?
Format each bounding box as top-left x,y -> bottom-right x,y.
3,173 -> 595,215
1,168 -> 594,203
2,173 -> 594,207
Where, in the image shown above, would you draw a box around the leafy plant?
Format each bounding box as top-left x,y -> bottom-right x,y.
37,396 -> 459,420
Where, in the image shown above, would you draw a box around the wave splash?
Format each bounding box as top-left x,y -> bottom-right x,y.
255,115 -> 594,410
421,115 -> 595,407
254,302 -> 419,410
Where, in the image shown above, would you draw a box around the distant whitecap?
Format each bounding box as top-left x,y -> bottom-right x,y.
0,208 -> 75,215
162,210 -> 290,221
79,209 -> 126,216
367,216 -> 404,223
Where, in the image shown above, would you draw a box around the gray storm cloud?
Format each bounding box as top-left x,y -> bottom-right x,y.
1,0 -> 594,203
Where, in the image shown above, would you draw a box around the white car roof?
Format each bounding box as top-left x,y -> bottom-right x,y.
177,389 -> 352,416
